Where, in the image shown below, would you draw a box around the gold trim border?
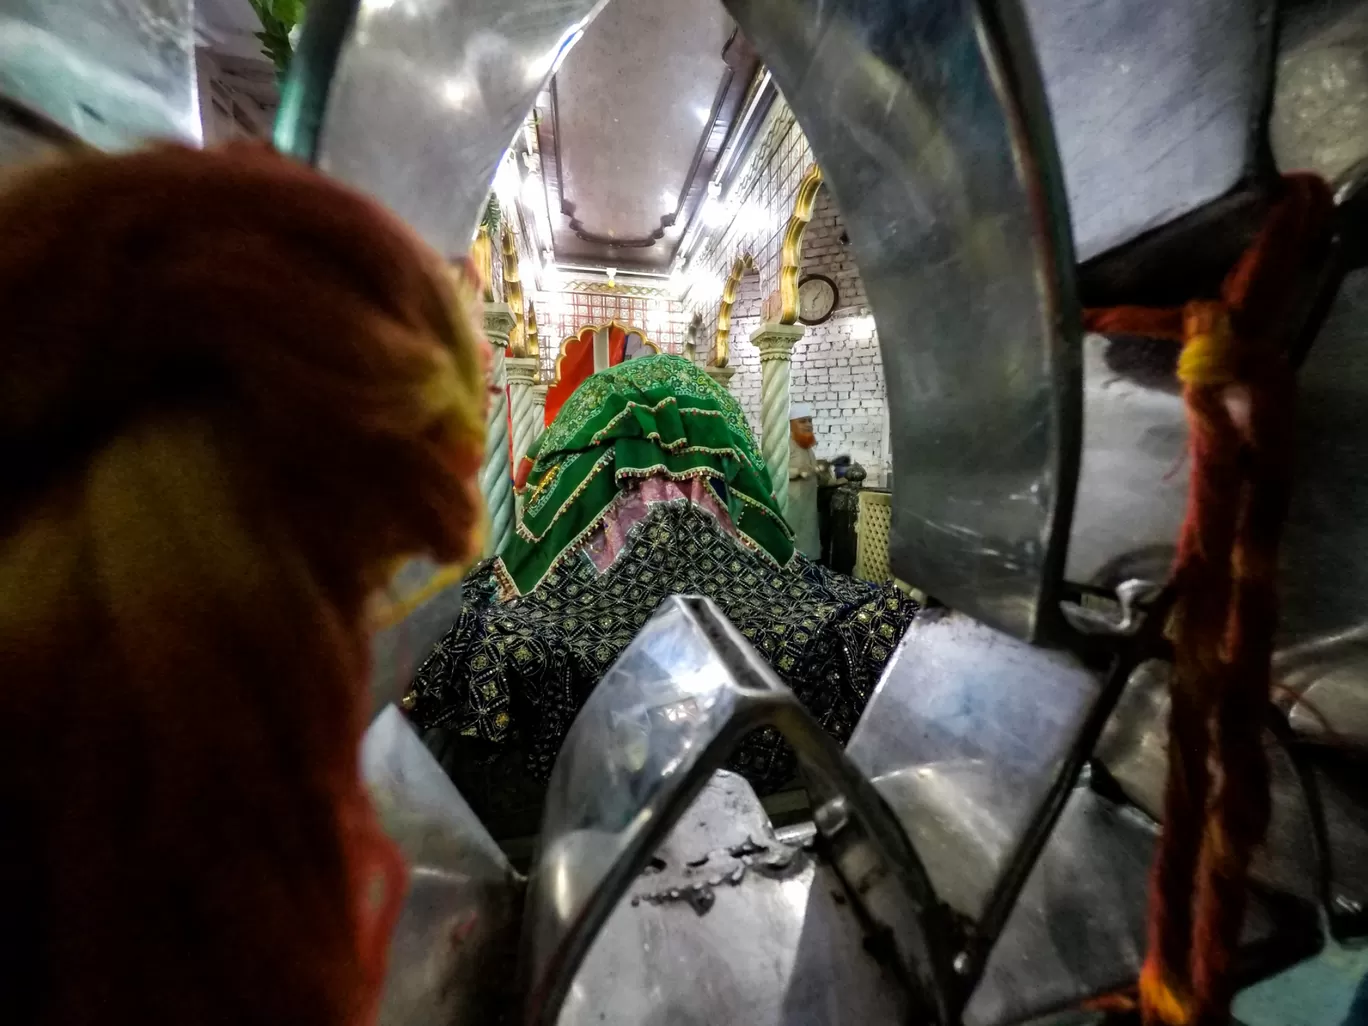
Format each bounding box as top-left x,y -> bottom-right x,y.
778,163 -> 824,325
710,253 -> 755,369
501,225 -> 527,357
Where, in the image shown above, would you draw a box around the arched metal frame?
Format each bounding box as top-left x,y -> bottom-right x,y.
521,596 -> 959,1025
274,1 -> 1087,1017
275,0 -> 1082,647
710,252 -> 755,368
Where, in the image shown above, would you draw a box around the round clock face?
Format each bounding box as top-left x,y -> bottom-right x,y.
797,274 -> 838,325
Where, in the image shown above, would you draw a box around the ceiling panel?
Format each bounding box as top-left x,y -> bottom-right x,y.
543,0 -> 743,270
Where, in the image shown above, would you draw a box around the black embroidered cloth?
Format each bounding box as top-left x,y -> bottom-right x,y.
408,501 -> 917,833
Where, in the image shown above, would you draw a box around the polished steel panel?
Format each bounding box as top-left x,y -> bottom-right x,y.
282,0 -> 607,257
847,610 -> 1101,920
1097,660 -> 1325,907
1070,267 -> 1368,649
725,0 -> 1081,641
558,770 -> 909,1025
1025,0 -> 1272,262
361,706 -> 525,1026
962,779 -> 1320,1026
1065,333 -> 1186,588
0,0 -> 200,149
1288,672 -> 1368,747
522,595 -> 955,1026
1308,750 -> 1368,939
1280,269 -> 1368,649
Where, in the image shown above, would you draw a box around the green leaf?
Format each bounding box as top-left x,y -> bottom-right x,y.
248,0 -> 306,77
273,0 -> 306,25
482,194 -> 502,234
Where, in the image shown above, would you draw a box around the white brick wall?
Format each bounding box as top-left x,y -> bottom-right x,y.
792,189 -> 889,484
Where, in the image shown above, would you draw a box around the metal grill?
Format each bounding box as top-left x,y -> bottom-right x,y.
855,489 -> 892,583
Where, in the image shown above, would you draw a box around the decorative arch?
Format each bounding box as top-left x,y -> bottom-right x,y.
544,321 -> 661,425
500,224 -> 526,356
710,252 -> 755,369
777,163 -> 824,324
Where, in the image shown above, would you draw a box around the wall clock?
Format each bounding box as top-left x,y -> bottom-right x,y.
797,273 -> 839,325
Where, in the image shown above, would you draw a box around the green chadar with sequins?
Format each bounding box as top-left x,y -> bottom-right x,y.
499,354 -> 793,594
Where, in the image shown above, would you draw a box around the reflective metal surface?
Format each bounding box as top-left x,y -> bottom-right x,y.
1288,673 -> 1368,747
1065,333 -> 1186,588
1281,269 -> 1368,652
1097,661 -> 1322,907
848,611 -> 1101,922
558,770 -> 909,1025
282,0 -> 607,256
1070,266 -> 1368,658
963,778 -> 1320,1026
288,0 -> 1087,640
362,707 -> 525,1026
1304,748 -> 1368,939
726,0 -> 1081,642
522,595 -> 955,1026
1271,0 -> 1368,183
0,0 -> 200,149
1026,0 -> 1273,262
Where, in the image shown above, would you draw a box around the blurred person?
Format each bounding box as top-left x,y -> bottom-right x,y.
787,402 -> 826,559
0,143 -> 488,1026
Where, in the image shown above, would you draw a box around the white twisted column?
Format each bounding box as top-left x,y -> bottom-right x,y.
752,322 -> 804,517
531,383 -> 549,440
481,303 -> 516,557
704,364 -> 736,391
506,357 -> 540,528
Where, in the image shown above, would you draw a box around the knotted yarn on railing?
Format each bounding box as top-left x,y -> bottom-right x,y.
1084,173 -> 1335,1026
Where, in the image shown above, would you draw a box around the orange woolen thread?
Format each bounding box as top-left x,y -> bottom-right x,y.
1084,173 -> 1333,1026
0,143 -> 488,1026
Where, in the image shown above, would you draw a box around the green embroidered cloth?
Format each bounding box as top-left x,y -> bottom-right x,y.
498,354 -> 793,594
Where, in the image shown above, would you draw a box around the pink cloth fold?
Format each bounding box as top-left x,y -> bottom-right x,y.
582,475 -> 738,573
